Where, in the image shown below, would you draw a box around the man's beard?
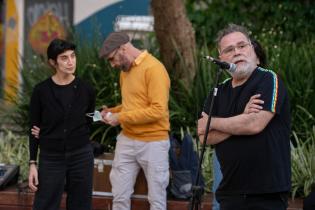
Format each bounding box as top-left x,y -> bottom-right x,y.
232,61 -> 256,80
120,63 -> 131,72
118,56 -> 131,72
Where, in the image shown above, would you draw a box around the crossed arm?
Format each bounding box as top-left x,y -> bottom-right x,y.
198,94 -> 274,145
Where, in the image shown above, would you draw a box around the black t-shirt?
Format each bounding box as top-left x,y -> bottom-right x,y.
203,67 -> 291,195
52,79 -> 75,111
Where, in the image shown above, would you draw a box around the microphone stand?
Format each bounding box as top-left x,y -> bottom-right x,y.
189,67 -> 223,210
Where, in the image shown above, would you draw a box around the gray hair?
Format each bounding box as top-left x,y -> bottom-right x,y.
215,23 -> 251,48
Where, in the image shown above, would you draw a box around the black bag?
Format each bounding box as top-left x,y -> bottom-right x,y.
168,134 -> 205,199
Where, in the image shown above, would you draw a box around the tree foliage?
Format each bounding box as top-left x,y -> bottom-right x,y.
187,0 -> 315,45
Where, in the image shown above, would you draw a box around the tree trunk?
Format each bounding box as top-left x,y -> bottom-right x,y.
151,0 -> 196,88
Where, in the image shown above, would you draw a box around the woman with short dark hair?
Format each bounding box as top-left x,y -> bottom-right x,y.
28,38 -> 96,210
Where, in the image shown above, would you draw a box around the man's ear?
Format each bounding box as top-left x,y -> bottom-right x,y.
121,43 -> 129,51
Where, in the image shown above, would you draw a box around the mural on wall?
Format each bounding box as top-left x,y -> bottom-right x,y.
0,0 -> 3,65
28,11 -> 66,55
0,23 -> 2,59
24,0 -> 73,56
3,0 -> 20,102
0,0 -> 3,97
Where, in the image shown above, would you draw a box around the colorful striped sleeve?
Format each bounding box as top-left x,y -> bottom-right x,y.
257,68 -> 282,114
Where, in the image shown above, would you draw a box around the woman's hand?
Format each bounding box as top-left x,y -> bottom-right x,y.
28,164 -> 38,192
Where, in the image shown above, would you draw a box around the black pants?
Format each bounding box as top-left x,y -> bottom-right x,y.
217,193 -> 288,210
303,189 -> 315,210
33,144 -> 94,210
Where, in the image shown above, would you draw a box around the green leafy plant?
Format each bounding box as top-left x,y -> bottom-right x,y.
291,126 -> 315,198
0,130 -> 29,181
187,1 -> 315,46
201,146 -> 213,193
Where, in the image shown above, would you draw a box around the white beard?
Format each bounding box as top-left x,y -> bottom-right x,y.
231,61 -> 257,80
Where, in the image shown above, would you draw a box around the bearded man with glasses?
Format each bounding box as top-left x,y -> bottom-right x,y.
198,23 -> 291,210
99,32 -> 171,210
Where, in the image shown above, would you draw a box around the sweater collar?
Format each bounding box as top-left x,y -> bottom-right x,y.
133,50 -> 148,66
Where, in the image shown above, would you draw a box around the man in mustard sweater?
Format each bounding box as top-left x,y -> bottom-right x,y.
99,32 -> 170,210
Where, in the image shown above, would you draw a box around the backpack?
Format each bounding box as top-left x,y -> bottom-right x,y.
168,134 -> 205,199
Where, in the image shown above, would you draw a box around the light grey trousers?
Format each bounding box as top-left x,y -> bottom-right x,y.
110,133 -> 170,210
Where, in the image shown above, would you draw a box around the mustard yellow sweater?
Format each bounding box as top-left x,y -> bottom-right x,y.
109,51 -> 170,141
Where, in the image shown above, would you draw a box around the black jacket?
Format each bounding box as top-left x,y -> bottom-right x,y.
29,77 -> 96,160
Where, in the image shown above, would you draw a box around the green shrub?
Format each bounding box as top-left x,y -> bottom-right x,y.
187,0 -> 315,46
291,126 -> 315,198
0,130 -> 29,181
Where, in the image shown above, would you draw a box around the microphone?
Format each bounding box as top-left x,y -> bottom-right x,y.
204,56 -> 237,73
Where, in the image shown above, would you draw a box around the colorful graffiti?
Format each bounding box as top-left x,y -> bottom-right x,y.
24,0 -> 73,56
28,11 -> 66,55
0,0 -> 3,62
0,23 -> 3,60
3,0 -> 19,102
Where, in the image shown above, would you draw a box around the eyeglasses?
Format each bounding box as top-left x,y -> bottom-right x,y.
107,48 -> 119,62
220,42 -> 252,56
